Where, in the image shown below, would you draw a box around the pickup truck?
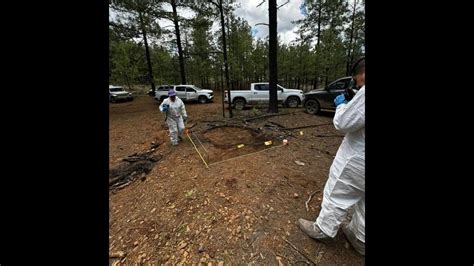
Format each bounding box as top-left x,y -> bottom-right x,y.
224,83 -> 304,110
154,85 -> 214,103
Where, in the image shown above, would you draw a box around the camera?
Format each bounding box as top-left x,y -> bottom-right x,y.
344,79 -> 357,101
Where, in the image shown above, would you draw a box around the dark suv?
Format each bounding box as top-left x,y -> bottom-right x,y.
303,77 -> 352,114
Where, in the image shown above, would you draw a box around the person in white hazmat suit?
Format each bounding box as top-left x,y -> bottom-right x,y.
298,58 -> 365,256
159,89 -> 188,146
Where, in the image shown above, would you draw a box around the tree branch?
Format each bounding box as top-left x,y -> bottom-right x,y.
208,0 -> 219,8
283,238 -> 317,265
277,0 -> 290,9
257,0 -> 266,7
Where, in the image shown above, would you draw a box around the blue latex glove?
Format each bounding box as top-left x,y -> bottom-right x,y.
334,94 -> 347,107
162,104 -> 169,112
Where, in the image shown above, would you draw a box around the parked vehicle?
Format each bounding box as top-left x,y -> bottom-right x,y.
303,77 -> 354,114
148,85 -> 174,97
109,85 -> 133,103
154,85 -> 214,104
223,83 -> 304,110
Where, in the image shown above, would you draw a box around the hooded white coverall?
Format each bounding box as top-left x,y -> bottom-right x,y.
315,86 -> 365,242
159,97 -> 187,145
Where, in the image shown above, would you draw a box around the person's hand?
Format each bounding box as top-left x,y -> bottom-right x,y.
334,94 -> 347,107
162,104 -> 169,112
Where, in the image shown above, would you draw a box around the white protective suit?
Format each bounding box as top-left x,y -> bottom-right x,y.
315,86 -> 365,242
159,97 -> 187,145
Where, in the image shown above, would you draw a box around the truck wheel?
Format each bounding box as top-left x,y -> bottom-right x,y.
304,99 -> 321,114
198,95 -> 207,104
286,96 -> 300,108
233,98 -> 246,110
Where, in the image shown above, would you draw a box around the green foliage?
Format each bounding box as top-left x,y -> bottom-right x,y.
109,0 -> 365,91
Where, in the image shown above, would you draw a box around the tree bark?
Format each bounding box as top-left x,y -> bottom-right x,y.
139,12 -> 155,92
268,0 -> 278,113
171,0 -> 186,84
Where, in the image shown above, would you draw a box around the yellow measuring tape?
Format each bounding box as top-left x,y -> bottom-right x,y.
187,132 -> 209,169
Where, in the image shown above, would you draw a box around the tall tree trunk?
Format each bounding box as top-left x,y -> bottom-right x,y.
139,12 -> 155,92
171,0 -> 186,84
219,0 -> 232,117
317,3 -> 322,47
268,0 -> 278,113
325,67 -> 329,86
124,72 -> 132,91
313,4 -> 322,90
350,28 -> 359,68
346,0 -> 357,76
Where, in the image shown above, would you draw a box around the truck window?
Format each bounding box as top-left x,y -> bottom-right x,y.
176,86 -> 186,92
158,86 -> 170,91
255,84 -> 269,91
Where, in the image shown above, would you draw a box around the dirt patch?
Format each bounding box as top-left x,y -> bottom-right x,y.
203,126 -> 262,147
195,125 -> 273,164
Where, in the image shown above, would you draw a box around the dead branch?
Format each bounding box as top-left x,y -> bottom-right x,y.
283,238 -> 317,265
112,181 -> 131,191
244,112 -> 292,122
282,123 -> 333,130
305,190 -> 320,212
275,252 -> 291,262
316,134 -> 344,138
294,261 -> 311,265
268,121 -> 287,128
277,0 -> 290,9
109,251 -> 126,258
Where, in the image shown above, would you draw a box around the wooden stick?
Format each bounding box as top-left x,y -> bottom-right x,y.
283,238 -> 317,265
109,251 -> 126,258
316,134 -> 344,138
294,260 -> 311,265
110,181 -> 131,191
275,252 -> 291,262
244,112 -> 292,122
305,190 -> 320,212
268,121 -> 287,128
282,123 -> 332,130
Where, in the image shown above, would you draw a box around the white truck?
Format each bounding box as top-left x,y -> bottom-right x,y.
224,83 -> 304,110
109,85 -> 133,103
154,85 -> 214,103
